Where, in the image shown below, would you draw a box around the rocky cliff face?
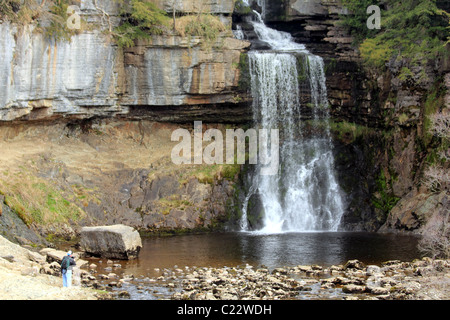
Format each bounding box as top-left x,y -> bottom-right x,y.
0,0 -> 251,122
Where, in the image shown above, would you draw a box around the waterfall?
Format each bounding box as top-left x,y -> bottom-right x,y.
240,7 -> 345,233
233,25 -> 245,40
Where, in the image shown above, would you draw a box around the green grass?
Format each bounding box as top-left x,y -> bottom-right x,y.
327,120 -> 377,144
0,171 -> 85,227
157,195 -> 193,215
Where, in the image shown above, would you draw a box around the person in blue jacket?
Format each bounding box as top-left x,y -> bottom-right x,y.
61,250 -> 76,287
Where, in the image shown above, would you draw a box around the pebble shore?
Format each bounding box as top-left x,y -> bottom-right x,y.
83,257 -> 450,300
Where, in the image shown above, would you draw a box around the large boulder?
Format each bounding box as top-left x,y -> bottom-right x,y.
80,225 -> 142,260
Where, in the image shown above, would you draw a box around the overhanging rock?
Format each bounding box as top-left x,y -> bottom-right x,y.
80,224 -> 142,260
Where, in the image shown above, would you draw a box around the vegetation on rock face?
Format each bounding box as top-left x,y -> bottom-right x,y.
233,0 -> 253,16
418,206 -> 449,259
113,0 -> 228,48
340,0 -> 449,241
342,0 -> 449,71
174,14 -> 228,49
0,0 -> 83,41
0,0 -> 230,48
0,170 -> 85,230
113,0 -> 171,47
422,105 -> 449,193
371,169 -> 400,221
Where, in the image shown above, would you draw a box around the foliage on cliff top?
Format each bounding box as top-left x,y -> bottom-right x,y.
114,1 -> 228,48
113,0 -> 170,47
0,0 -> 82,41
342,0 -> 449,70
174,14 -> 227,49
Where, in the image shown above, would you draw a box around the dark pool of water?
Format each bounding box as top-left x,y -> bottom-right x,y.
82,231 -> 422,299
104,231 -> 422,278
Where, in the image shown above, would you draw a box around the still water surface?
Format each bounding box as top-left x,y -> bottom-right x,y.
113,231 -> 422,277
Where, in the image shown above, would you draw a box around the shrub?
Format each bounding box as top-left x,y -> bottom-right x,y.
114,0 -> 170,48
422,110 -> 449,192
174,14 -> 227,49
428,111 -> 450,140
418,210 -> 449,259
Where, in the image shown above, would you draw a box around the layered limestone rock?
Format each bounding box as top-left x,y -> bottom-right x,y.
121,36 -> 250,107
0,24 -> 119,121
154,0 -> 234,14
0,1 -> 251,122
233,0 -> 360,121
262,0 -> 355,60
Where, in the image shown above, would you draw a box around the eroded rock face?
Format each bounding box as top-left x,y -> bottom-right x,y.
121,36 -> 250,107
154,0 -> 234,14
80,224 -> 142,260
0,24 -> 119,121
0,1 -> 251,122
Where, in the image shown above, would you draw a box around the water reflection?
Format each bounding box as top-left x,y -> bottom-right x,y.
115,232 -> 421,278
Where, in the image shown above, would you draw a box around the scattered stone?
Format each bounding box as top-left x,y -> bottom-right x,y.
108,281 -> 122,288
367,286 -> 390,295
366,265 -> 382,276
344,259 -> 365,270
2,233 -> 448,301
117,291 -> 130,298
342,284 -> 366,294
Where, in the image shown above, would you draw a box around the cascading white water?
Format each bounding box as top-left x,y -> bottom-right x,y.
240,5 -> 345,233
233,25 -> 245,40
251,11 -> 307,52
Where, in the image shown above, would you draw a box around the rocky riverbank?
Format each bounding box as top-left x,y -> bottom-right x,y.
84,256 -> 449,300
0,235 -> 104,300
1,233 -> 448,300
165,258 -> 450,300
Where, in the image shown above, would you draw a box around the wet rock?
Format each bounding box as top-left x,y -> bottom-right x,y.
108,281 -> 122,288
118,291 -> 130,298
344,259 -> 365,270
366,265 -> 382,276
367,286 -> 390,295
342,284 -> 366,294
